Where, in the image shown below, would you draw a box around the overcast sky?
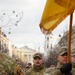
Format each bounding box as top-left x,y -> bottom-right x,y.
0,0 -> 75,52
0,0 -> 47,51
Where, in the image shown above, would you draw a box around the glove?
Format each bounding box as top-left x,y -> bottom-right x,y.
65,72 -> 72,75
60,63 -> 72,74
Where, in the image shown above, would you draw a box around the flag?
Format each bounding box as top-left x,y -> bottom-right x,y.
39,0 -> 75,34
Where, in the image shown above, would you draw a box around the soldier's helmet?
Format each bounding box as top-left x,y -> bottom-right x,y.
57,46 -> 68,55
0,52 -> 17,75
33,52 -> 43,59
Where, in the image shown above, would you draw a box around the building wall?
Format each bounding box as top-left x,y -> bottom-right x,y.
57,24 -> 75,51
44,33 -> 54,56
16,46 -> 37,65
0,27 -> 12,57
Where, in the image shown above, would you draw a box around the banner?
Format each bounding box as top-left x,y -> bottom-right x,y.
39,0 -> 75,34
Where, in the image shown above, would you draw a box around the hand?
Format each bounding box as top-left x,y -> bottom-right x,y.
60,63 -> 72,74
65,72 -> 72,75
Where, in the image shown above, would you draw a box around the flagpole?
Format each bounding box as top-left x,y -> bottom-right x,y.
67,13 -> 73,63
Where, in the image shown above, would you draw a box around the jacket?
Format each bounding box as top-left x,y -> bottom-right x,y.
25,64 -> 46,75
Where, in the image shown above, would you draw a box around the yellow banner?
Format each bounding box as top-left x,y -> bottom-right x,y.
39,0 -> 75,34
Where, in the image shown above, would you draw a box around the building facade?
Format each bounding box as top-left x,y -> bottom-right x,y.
16,46 -> 37,64
0,27 -> 12,57
44,33 -> 54,56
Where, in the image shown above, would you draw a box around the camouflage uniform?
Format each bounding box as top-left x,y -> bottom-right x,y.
25,53 -> 47,75
44,46 -> 71,75
0,52 -> 17,75
71,63 -> 75,75
51,62 -> 63,75
45,64 -> 55,73
44,62 -> 63,75
25,64 -> 46,75
50,47 -> 68,75
71,49 -> 75,75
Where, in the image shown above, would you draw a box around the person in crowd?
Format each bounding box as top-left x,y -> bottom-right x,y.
50,64 -> 55,70
16,64 -> 23,75
45,63 -> 55,73
25,52 -> 47,75
0,52 -> 17,75
25,65 -> 30,72
15,59 -> 23,75
27,63 -> 32,68
44,46 -> 72,75
71,48 -> 75,75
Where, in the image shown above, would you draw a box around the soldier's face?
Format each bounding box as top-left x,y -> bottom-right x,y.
33,57 -> 43,67
57,53 -> 67,65
71,56 -> 75,63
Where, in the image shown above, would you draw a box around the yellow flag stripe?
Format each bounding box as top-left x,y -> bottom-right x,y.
39,0 -> 75,34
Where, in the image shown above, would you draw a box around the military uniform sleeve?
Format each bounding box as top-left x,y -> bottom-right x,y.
25,68 -> 32,75
44,68 -> 53,75
51,68 -> 63,75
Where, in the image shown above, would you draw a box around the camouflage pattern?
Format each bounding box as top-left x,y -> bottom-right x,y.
72,63 -> 75,75
0,52 -> 17,75
33,53 -> 42,59
44,62 -> 63,75
51,62 -> 63,75
25,64 -> 46,75
57,46 -> 68,55
71,49 -> 75,75
45,66 -> 55,74
71,48 -> 75,56
16,65 -> 23,75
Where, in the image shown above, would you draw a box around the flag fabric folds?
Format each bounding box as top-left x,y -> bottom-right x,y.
39,0 -> 75,34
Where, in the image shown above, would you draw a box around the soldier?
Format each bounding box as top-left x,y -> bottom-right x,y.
27,63 -> 32,68
15,59 -> 23,75
44,46 -> 72,75
25,65 -> 30,72
25,52 -> 47,75
45,63 -> 55,73
0,52 -> 17,75
71,49 -> 75,75
16,65 -> 23,75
